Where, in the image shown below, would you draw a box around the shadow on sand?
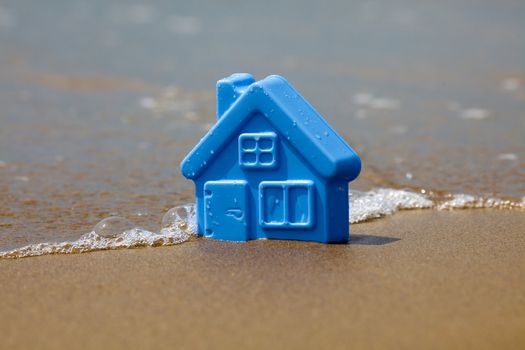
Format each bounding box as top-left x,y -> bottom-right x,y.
349,234 -> 400,246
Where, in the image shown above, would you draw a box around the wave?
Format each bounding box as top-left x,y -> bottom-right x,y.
1,189 -> 522,259
0,204 -> 197,259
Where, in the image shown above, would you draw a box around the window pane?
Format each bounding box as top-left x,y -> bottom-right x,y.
259,152 -> 274,165
259,138 -> 273,150
242,152 -> 256,165
263,187 -> 284,224
241,138 -> 256,151
289,186 -> 309,224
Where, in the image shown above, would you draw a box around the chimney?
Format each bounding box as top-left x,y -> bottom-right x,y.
216,73 -> 255,119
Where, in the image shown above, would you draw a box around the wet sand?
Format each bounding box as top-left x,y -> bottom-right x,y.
1,210 -> 524,349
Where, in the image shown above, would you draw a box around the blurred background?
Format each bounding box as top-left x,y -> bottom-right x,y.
0,0 -> 524,247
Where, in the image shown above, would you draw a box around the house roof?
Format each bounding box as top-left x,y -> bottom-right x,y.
181,75 -> 361,181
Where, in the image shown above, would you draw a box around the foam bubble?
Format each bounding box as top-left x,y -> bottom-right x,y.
437,194 -> 522,210
93,216 -> 135,238
161,204 -> 196,232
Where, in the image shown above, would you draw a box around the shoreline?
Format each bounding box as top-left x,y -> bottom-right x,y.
1,209 -> 524,349
2,187 -> 523,258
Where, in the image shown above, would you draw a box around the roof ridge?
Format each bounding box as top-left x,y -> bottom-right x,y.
181,75 -> 361,181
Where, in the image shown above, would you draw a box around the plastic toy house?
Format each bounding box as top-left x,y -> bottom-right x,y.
181,74 -> 361,243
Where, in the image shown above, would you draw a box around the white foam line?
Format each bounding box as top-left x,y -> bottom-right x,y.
1,190 -> 523,259
0,204 -> 197,259
349,188 -> 432,223
0,228 -> 191,259
437,194 -> 522,210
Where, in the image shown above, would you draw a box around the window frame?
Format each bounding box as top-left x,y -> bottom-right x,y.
238,132 -> 278,169
258,180 -> 314,229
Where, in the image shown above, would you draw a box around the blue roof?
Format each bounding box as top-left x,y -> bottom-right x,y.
181,75 -> 361,181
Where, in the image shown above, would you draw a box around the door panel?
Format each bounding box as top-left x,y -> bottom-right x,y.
204,180 -> 249,241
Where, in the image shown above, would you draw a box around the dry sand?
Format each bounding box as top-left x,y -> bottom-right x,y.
1,209 -> 524,350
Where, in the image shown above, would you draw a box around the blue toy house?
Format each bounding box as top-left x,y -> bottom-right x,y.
181,74 -> 361,243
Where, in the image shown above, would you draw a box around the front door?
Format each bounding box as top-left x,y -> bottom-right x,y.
204,180 -> 249,241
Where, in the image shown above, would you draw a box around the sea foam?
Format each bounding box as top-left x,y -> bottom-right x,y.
349,188 -> 432,223
0,189 -> 523,259
437,194 -> 522,210
0,204 -> 197,259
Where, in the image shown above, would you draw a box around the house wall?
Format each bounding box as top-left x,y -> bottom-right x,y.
325,180 -> 350,243
193,113 -> 349,243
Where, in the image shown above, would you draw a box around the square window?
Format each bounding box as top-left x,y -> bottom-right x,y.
259,181 -> 314,229
238,132 -> 278,169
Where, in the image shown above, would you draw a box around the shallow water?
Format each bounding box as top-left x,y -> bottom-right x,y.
2,189 -> 522,259
0,0 -> 524,254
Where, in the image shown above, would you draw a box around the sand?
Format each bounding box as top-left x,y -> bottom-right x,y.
1,209 -> 524,350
